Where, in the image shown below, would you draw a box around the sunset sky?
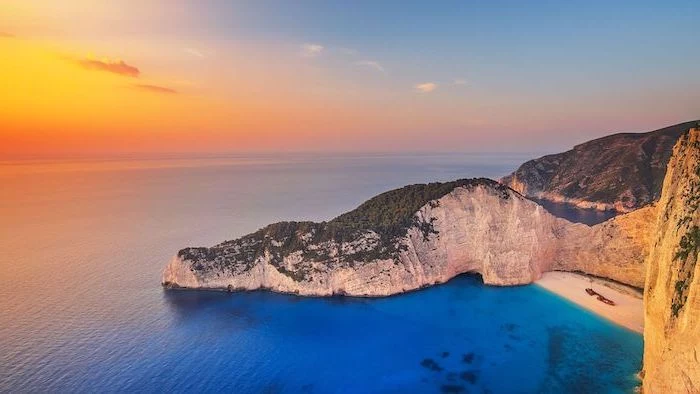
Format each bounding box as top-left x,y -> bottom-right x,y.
2,0 -> 699,157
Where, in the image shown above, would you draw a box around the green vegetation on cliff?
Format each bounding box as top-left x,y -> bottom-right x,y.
670,134 -> 700,317
178,178 -> 511,277
329,178 -> 510,238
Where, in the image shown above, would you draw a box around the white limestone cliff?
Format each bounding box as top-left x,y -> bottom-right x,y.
162,182 -> 651,296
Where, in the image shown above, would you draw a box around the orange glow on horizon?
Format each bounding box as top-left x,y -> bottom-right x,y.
0,38 -> 361,155
1,37 -> 445,156
3,1 -> 697,157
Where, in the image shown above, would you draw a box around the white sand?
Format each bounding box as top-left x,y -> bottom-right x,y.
535,271 -> 644,334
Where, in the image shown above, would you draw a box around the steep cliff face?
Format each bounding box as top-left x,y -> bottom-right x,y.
500,121 -> 698,212
643,128 -> 700,393
553,205 -> 655,289
163,179 -> 652,295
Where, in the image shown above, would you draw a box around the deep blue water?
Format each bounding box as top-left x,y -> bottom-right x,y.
17,276 -> 642,393
0,154 -> 641,393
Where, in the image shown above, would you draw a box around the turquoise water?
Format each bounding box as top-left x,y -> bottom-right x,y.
0,154 -> 642,393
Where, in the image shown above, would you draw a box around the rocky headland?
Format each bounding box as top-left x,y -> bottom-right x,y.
500,121 -> 698,212
163,178 -> 651,295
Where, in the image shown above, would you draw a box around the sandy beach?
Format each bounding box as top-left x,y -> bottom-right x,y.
535,271 -> 644,334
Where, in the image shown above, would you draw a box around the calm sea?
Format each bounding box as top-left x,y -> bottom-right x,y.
0,153 -> 640,393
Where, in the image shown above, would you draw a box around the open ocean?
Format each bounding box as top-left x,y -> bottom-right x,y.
0,153 -> 640,393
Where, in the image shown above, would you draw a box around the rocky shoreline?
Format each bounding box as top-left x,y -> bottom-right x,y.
500,121 -> 697,213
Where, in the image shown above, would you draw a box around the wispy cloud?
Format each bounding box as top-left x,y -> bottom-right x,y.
133,84 -> 177,94
0,32 -> 15,38
454,78 -> 467,86
415,82 -> 437,93
79,57 -> 140,77
183,47 -> 206,58
301,43 -> 324,57
354,60 -> 386,73
339,47 -> 358,55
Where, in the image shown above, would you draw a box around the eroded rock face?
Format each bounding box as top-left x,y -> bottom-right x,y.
643,128 -> 700,393
553,205 -> 655,289
500,121 -> 697,212
162,180 -> 652,296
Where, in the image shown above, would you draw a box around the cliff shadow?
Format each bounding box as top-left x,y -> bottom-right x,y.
530,198 -> 618,226
162,289 -> 266,329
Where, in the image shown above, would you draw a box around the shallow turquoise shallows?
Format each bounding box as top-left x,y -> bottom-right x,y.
0,154 -> 641,393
